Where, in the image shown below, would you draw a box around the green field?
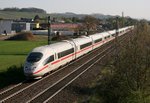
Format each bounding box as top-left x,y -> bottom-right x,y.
0,40 -> 47,88
0,41 -> 47,71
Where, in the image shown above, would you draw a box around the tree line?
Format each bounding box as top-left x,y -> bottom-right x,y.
0,7 -> 46,13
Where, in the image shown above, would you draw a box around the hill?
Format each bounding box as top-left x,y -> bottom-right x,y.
0,11 -> 49,19
50,12 -> 113,19
0,11 -> 113,20
1,7 -> 46,13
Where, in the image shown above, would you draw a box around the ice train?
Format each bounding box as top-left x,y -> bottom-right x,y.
24,26 -> 134,79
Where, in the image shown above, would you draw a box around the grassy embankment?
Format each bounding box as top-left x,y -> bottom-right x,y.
79,22 -> 150,103
0,40 -> 47,88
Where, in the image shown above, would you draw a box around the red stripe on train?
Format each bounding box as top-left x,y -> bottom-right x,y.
33,65 -> 48,74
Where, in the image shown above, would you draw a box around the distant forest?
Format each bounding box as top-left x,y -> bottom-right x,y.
0,7 -> 47,13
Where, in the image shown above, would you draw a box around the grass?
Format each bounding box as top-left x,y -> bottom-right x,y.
0,40 -> 47,88
0,55 -> 25,72
0,40 -> 47,69
0,41 -> 46,55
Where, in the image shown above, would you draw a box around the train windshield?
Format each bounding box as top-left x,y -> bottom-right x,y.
27,52 -> 43,63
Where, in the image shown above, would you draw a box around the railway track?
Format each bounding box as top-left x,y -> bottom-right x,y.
28,44 -> 114,103
0,32 -> 131,103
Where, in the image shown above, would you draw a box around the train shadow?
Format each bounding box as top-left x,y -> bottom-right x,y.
0,65 -> 25,89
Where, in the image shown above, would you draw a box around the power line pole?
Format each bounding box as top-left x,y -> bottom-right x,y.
115,17 -> 120,69
48,16 -> 51,45
122,12 -> 124,27
116,17 -> 119,38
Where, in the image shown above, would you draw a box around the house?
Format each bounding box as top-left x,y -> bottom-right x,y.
12,22 -> 37,32
39,23 -> 80,35
0,19 -> 13,35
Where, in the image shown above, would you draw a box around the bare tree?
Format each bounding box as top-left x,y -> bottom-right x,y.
82,16 -> 99,35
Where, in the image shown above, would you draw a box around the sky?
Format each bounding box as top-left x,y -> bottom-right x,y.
0,0 -> 149,20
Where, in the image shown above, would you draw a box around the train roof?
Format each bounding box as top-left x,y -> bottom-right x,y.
72,36 -> 92,46
44,41 -> 75,53
89,33 -> 103,40
31,41 -> 74,54
32,46 -> 48,54
102,32 -> 111,37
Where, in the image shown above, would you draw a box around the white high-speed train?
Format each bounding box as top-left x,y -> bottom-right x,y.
24,26 -> 134,79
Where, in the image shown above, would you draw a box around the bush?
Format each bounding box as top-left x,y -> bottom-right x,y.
0,65 -> 25,88
7,32 -> 35,41
88,22 -> 150,103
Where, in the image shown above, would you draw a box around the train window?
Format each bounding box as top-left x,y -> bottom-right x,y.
27,52 -> 43,63
94,38 -> 102,43
44,55 -> 54,65
80,42 -> 92,49
58,48 -> 74,58
104,35 -> 110,39
112,34 -> 115,37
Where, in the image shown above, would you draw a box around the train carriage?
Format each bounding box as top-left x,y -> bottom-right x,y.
72,36 -> 93,58
89,33 -> 104,49
50,41 -> 75,67
102,32 -> 112,43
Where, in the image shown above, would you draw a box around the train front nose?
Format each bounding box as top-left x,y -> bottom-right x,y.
24,52 -> 43,77
24,63 -> 37,76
